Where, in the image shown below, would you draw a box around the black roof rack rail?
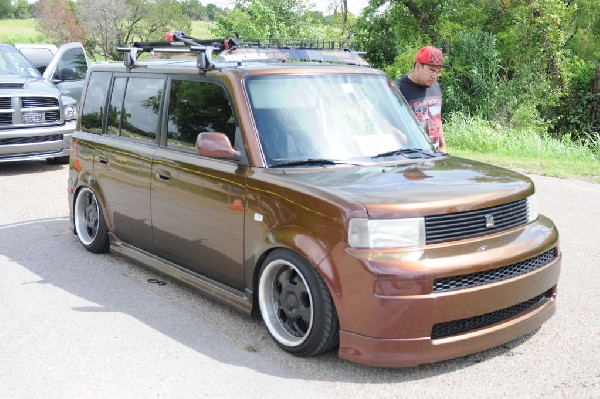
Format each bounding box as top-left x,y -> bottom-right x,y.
116,30 -> 369,71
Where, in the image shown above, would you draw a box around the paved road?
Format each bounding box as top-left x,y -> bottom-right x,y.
0,160 -> 598,398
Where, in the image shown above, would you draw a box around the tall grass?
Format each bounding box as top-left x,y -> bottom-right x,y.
446,112 -> 600,182
0,19 -> 45,44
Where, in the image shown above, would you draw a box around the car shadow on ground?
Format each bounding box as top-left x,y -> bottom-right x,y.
0,218 -> 538,383
0,160 -> 66,176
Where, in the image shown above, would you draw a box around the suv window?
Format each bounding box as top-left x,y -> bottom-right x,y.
167,79 -> 236,150
107,76 -> 164,143
80,71 -> 111,134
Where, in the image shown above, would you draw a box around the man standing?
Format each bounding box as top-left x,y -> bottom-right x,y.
396,46 -> 449,153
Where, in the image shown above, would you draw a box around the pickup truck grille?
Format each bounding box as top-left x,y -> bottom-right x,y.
425,198 -> 528,244
0,95 -> 61,127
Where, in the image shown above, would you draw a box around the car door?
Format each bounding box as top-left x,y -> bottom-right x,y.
93,74 -> 164,251
43,42 -> 89,102
150,77 -> 246,291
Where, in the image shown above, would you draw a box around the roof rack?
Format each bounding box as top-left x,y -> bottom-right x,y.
116,30 -> 369,71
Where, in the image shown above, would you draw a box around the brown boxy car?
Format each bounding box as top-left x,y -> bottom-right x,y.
68,34 -> 561,367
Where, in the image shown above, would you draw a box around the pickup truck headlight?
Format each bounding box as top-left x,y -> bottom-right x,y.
63,104 -> 78,121
527,194 -> 538,222
349,217 -> 425,249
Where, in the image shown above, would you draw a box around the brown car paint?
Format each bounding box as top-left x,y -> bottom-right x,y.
68,60 -> 560,367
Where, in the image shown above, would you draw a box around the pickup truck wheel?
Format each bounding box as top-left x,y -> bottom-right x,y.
74,187 -> 109,253
258,249 -> 339,356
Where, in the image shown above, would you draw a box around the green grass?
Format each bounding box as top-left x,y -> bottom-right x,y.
445,113 -> 600,183
0,19 -> 45,44
191,21 -> 216,39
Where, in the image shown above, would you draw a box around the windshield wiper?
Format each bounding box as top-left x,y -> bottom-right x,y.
270,159 -> 352,168
371,148 -> 439,159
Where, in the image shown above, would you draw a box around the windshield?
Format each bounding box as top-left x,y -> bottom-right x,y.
0,46 -> 42,79
245,73 -> 435,167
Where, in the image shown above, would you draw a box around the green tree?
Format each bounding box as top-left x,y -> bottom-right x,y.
214,0 -> 315,39
77,0 -> 191,60
13,0 -> 29,18
0,0 -> 13,18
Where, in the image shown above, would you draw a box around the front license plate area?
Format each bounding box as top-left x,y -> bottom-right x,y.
23,112 -> 45,124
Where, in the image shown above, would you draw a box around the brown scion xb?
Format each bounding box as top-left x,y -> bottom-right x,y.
68,32 -> 560,367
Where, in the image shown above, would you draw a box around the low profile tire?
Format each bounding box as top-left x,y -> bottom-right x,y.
258,249 -> 339,357
73,187 -> 109,253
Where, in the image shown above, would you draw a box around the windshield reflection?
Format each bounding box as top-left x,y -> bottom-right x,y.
245,74 -> 435,167
0,46 -> 41,79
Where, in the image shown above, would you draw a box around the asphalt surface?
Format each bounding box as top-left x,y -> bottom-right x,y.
0,160 -> 598,398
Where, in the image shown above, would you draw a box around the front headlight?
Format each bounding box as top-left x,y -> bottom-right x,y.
348,217 -> 425,249
63,104 -> 78,121
527,194 -> 538,222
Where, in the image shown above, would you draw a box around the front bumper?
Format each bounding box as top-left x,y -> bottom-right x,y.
319,215 -> 560,367
0,121 -> 75,162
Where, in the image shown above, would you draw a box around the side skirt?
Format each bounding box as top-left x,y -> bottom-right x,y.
110,238 -> 253,315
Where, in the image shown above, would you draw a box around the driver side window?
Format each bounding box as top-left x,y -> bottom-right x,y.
167,79 -> 236,151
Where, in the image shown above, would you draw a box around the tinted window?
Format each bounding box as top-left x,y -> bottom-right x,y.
53,47 -> 87,80
107,77 -> 126,136
80,71 -> 111,134
167,79 -> 235,150
108,77 -> 164,143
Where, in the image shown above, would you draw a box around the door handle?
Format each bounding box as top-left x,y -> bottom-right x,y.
155,169 -> 171,181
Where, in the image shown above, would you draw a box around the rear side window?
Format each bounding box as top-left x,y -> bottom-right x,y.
167,79 -> 235,150
80,71 -> 111,134
107,77 -> 164,143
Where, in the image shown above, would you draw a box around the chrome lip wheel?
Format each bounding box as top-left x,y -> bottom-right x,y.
74,188 -> 100,246
259,259 -> 314,347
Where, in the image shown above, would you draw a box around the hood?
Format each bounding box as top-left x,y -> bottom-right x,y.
0,75 -> 59,96
266,156 -> 534,219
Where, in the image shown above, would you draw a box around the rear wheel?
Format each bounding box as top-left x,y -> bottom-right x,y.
258,249 -> 339,356
73,187 -> 109,253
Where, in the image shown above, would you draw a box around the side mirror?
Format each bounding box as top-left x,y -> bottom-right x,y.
53,67 -> 77,81
196,132 -> 239,159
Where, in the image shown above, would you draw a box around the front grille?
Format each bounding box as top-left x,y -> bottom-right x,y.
21,97 -> 59,108
433,248 -> 557,293
0,95 -> 61,128
431,289 -> 552,339
0,134 -> 63,145
425,199 -> 528,244
0,97 -> 11,109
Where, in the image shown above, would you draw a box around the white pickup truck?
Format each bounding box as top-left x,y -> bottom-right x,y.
0,42 -> 88,163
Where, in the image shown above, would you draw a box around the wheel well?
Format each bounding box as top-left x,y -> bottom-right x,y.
250,246 -> 333,317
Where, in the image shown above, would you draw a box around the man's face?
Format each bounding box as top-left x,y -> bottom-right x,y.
414,63 -> 442,87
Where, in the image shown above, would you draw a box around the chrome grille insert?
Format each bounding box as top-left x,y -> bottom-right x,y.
0,96 -> 61,128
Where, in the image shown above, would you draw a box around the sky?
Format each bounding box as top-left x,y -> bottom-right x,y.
208,0 -> 369,15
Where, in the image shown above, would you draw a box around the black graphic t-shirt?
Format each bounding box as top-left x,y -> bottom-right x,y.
396,74 -> 443,147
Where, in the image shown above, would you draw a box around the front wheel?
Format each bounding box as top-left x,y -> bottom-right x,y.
73,187 -> 109,253
258,249 -> 339,357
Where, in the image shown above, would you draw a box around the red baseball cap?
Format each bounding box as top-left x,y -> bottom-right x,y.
415,46 -> 450,67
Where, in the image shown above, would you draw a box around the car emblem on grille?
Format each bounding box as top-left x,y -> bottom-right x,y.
485,214 -> 495,228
